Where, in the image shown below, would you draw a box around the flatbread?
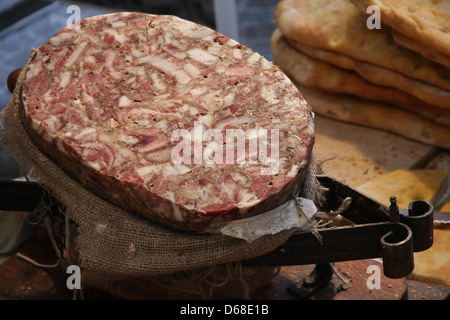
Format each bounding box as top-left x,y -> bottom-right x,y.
392,30 -> 450,69
358,167 -> 450,287
294,85 -> 450,150
274,0 -> 450,91
409,226 -> 450,287
271,30 -> 450,125
357,169 -> 449,209
287,37 -> 450,113
350,0 -> 450,57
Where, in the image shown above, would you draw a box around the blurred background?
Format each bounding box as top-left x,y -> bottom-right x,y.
0,0 -> 280,179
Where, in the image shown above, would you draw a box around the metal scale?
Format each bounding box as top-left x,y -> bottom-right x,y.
0,173 -> 434,299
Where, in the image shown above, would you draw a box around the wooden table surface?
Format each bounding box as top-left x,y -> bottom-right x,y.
0,238 -> 449,300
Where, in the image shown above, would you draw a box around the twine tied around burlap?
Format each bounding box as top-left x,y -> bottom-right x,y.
1,51 -> 323,299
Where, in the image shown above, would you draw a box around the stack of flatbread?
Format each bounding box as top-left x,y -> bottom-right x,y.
271,0 -> 450,150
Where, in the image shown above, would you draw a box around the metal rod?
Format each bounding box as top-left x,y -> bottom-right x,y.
243,221 -> 414,278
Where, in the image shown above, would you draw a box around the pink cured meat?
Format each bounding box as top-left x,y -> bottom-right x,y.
21,12 -> 315,232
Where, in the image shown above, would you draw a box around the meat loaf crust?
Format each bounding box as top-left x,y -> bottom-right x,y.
21,12 -> 315,232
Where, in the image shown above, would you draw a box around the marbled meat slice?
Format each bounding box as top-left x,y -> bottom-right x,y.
21,12 -> 315,232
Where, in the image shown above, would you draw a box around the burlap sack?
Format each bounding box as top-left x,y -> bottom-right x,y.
2,51 -> 319,298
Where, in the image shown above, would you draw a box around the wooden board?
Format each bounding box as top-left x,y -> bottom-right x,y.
256,261 -> 408,300
1,239 -> 448,300
314,115 -> 439,188
89,260 -> 408,300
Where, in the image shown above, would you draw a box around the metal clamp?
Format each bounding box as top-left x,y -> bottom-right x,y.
243,175 -> 434,298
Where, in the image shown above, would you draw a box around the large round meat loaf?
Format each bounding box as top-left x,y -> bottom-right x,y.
21,12 -> 315,232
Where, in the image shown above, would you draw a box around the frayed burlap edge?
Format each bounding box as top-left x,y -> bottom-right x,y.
1,51 -> 321,299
